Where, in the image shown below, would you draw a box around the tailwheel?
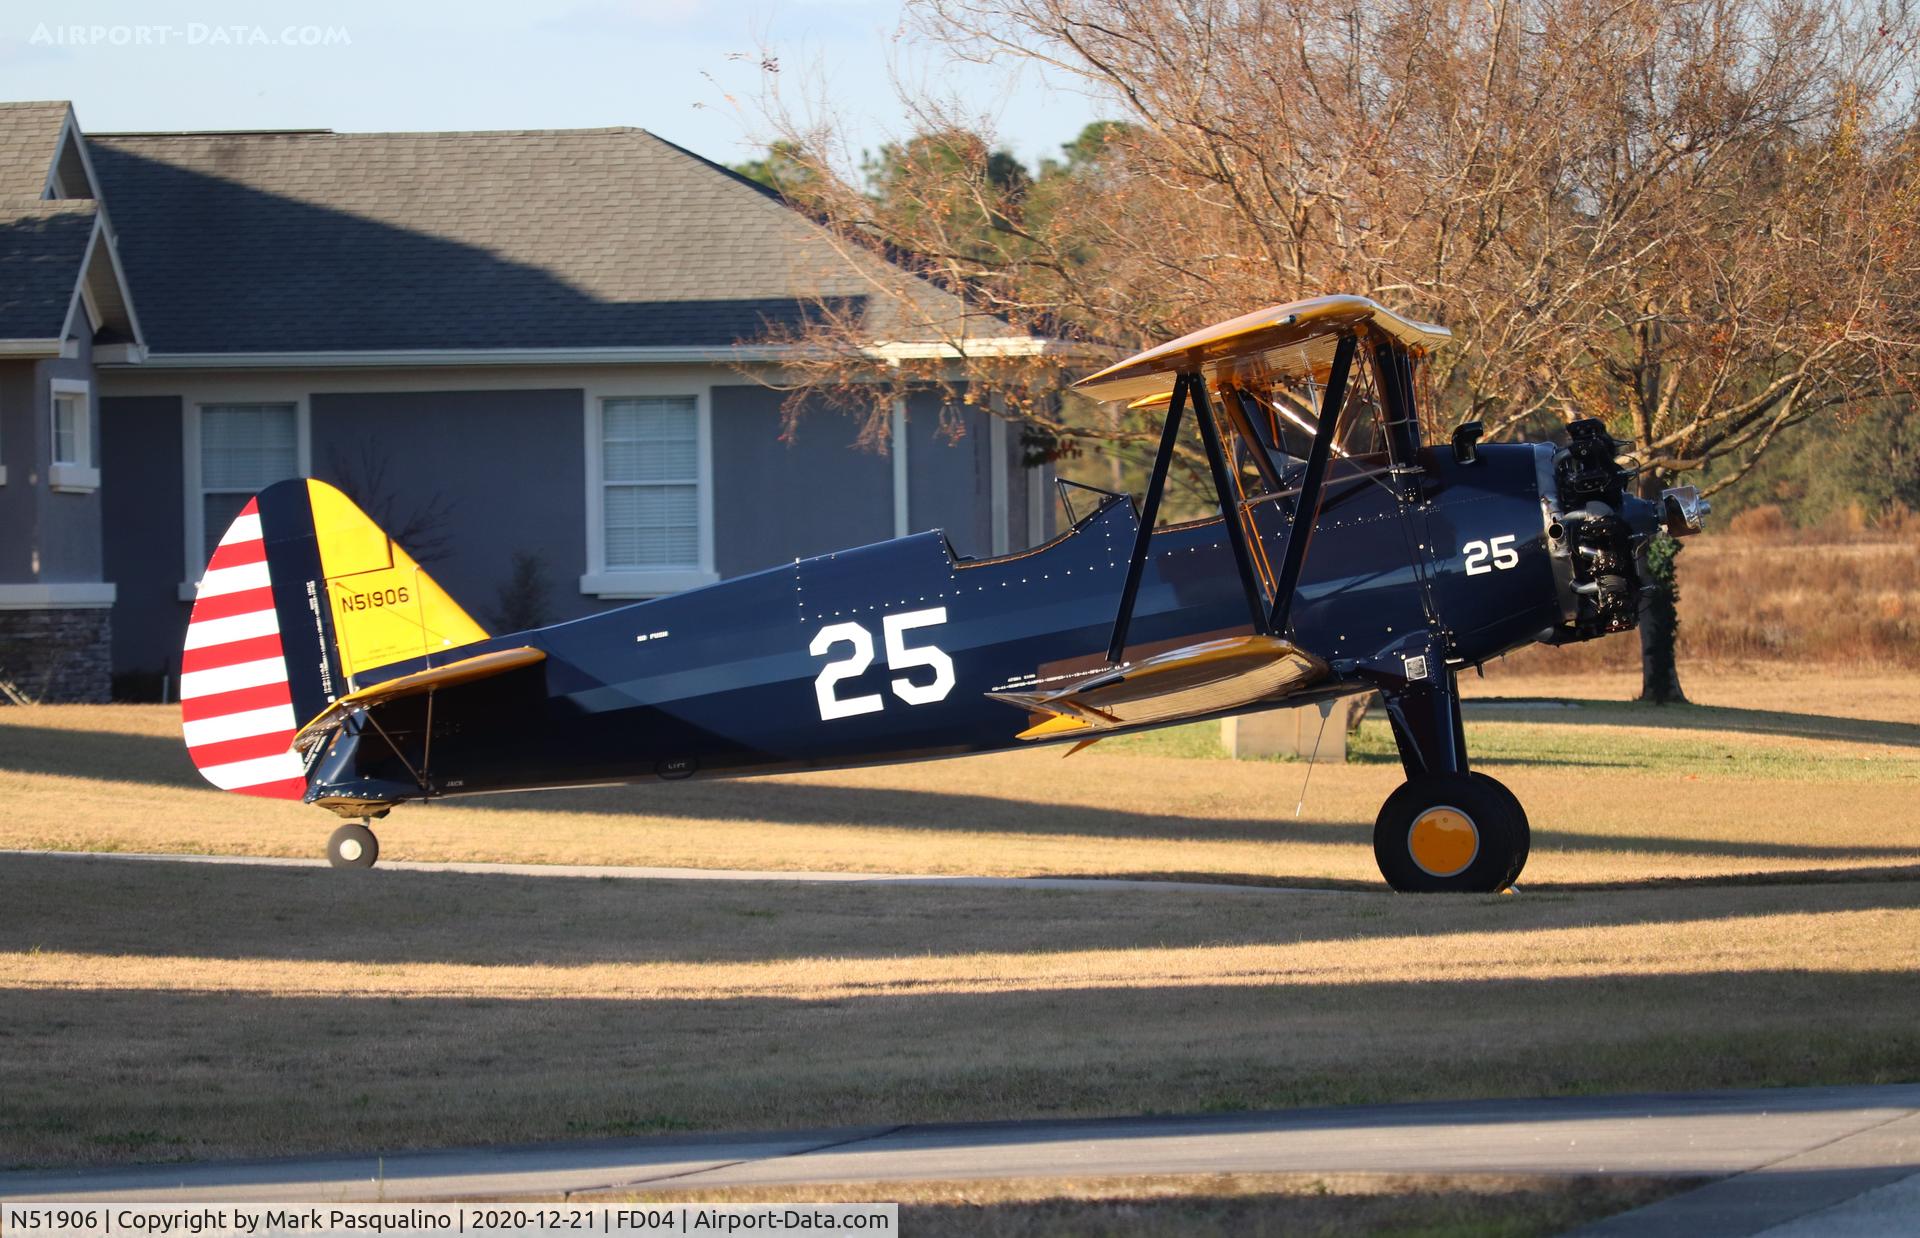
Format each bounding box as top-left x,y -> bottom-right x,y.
1373,773 -> 1528,893
327,821 -> 380,869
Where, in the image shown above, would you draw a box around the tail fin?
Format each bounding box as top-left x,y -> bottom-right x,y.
180,478 -> 489,798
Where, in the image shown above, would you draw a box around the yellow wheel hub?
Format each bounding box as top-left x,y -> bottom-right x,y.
1407,806 -> 1478,878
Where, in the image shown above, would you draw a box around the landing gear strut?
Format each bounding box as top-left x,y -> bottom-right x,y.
1374,667 -> 1529,892
327,820 -> 380,869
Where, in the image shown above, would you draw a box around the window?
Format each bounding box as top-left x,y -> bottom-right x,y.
603,395 -> 699,568
581,392 -> 714,598
52,392 -> 83,464
48,378 -> 96,492
200,403 -> 297,558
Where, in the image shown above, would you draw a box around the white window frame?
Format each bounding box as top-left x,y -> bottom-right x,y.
48,377 -> 98,492
181,397 -> 311,593
580,384 -> 716,598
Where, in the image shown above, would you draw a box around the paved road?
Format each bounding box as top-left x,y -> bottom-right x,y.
5,1086 -> 1916,1236
0,849 -> 1332,894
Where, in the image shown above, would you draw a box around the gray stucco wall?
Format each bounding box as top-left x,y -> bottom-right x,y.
35,337 -> 104,583
0,359 -> 37,582
101,395 -> 186,681
906,391 -> 994,558
711,384 -> 892,576
88,376 -> 1045,684
0,345 -> 106,585
309,388 -> 588,627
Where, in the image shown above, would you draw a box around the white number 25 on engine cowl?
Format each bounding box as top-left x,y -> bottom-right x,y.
811,607 -> 956,721
1462,534 -> 1519,576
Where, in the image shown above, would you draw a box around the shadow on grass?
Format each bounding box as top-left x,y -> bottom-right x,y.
1076,863 -> 1920,893
3,851 -> 1917,968
3,725 -> 1916,866
0,721 -> 202,790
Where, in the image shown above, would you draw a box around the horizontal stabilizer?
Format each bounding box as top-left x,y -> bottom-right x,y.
993,635 -> 1327,738
293,646 -> 546,753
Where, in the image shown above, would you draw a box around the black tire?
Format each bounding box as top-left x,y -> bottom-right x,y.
1373,773 -> 1528,893
1467,770 -> 1530,879
327,822 -> 379,869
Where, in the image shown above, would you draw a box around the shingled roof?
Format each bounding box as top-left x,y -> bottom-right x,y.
0,199 -> 98,340
87,126 -> 1024,357
0,101 -> 73,198
0,101 -> 143,350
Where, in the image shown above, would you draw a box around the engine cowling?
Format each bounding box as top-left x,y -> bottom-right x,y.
1542,418 -> 1709,643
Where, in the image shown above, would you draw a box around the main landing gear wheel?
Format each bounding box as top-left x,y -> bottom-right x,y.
1466,771 -> 1530,878
327,822 -> 380,869
1373,772 -> 1528,893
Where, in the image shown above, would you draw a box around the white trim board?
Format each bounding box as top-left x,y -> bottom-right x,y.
988,406 -> 1010,556
1028,459 -> 1048,544
54,210 -> 147,358
49,376 -> 97,493
891,396 -> 910,538
127,346 -> 794,371
106,336 -> 1077,372
0,583 -> 116,610
101,362 -> 743,400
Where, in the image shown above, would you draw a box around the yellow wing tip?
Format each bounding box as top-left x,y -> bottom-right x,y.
1016,712 -> 1094,741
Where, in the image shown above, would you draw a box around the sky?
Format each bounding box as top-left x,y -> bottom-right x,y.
1,1 -> 1107,174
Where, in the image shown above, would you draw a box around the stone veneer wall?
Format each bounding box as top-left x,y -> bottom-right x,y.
0,608 -> 112,703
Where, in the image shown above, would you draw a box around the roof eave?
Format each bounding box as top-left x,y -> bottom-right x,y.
863,337 -> 1097,362
106,337 -> 1079,371
0,338 -> 63,357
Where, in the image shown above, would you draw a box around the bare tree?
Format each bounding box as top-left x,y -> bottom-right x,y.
752,0 -> 1920,700
324,441 -> 458,567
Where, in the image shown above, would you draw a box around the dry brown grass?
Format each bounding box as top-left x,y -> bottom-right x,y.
1498,532 -> 1920,674
584,1172 -> 1694,1237
1,669 -> 1916,1171
2,853 -> 1916,1169
8,905 -> 1914,1001
5,667 -> 1920,888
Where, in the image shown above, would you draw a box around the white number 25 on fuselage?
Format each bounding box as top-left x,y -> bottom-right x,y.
810,607 -> 956,721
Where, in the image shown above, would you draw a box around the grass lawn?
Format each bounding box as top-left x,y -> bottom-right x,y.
0,666 -> 1915,1178
585,1173 -> 1697,1238
4,668 -> 1919,887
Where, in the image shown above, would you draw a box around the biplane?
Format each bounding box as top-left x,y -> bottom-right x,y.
179,294 -> 1707,890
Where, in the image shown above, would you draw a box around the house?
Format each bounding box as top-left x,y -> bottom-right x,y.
0,102 -> 1059,703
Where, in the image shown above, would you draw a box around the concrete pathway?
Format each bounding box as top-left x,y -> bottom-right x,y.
0,848 -> 1330,894
4,1085 -> 1916,1236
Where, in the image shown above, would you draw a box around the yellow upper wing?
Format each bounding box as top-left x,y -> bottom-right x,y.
1073,294 -> 1450,406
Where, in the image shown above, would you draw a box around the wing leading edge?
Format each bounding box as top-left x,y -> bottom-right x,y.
991,634 -> 1328,740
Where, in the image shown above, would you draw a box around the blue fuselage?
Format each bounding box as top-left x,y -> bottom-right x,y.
313,444 -> 1568,800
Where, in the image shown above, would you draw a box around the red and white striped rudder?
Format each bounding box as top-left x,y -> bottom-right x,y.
179,498 -> 307,799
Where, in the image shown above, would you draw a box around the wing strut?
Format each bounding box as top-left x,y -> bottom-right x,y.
1191,378 -> 1273,638
1106,371 -> 1191,662
1267,332 -> 1356,634
1221,389 -> 1288,494
1103,330 -> 1359,662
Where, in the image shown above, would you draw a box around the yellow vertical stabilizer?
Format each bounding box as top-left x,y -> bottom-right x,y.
305,479 -> 490,682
